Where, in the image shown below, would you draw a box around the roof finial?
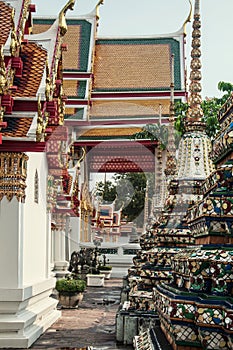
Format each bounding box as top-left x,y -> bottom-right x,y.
59,0 -> 76,36
183,0 -> 192,36
96,0 -> 104,20
185,0 -> 205,132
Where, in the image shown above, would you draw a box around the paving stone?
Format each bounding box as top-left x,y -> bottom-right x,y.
12,278 -> 133,350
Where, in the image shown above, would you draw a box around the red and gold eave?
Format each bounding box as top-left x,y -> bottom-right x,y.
0,1 -> 79,216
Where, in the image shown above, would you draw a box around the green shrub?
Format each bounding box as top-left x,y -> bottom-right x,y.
99,265 -> 112,271
55,277 -> 86,293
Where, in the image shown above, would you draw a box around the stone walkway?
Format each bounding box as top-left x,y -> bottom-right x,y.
29,278 -> 133,350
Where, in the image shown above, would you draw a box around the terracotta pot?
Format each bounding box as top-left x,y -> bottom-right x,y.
58,291 -> 83,308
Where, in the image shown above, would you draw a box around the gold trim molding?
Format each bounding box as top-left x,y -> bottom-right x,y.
0,152 -> 29,202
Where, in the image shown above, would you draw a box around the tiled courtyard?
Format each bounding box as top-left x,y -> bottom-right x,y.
29,278 -> 132,350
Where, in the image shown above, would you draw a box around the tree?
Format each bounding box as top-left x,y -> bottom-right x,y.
132,123 -> 168,149
95,180 -> 116,202
133,81 -> 233,145
95,172 -> 154,227
174,81 -> 233,140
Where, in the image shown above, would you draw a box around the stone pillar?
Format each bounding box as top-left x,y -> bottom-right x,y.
70,215 -> 80,253
53,213 -> 69,278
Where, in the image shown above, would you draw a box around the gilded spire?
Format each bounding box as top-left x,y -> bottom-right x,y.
185,0 -> 205,132
165,54 -> 177,177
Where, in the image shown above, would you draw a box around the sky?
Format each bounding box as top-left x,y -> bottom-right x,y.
34,0 -> 233,99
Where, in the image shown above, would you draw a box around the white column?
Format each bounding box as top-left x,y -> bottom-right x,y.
53,214 -> 69,278
70,216 -> 80,252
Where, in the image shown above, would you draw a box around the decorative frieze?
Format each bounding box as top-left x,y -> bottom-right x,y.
154,283 -> 233,349
47,175 -> 58,211
0,152 -> 28,202
211,124 -> 233,163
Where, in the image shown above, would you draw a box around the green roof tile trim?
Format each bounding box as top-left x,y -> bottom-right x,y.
33,18 -> 92,72
77,80 -> 86,98
66,81 -> 86,99
33,18 -> 55,25
65,108 -> 84,120
95,38 -> 182,91
66,19 -> 91,71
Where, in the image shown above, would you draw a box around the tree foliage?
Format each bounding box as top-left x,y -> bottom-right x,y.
174,81 -> 233,140
95,180 -> 117,202
95,172 -> 154,227
133,81 -> 233,145
133,123 -> 168,149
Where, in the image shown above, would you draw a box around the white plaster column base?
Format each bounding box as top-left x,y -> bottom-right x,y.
53,261 -> 70,279
0,278 -> 61,348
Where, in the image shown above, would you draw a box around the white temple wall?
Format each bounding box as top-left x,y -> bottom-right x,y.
23,152 -> 49,285
0,196 -> 23,288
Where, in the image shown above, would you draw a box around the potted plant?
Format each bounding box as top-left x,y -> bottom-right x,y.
99,264 -> 112,279
86,266 -> 105,287
99,254 -> 112,279
55,276 -> 86,308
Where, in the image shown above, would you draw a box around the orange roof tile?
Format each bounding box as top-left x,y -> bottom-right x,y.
94,43 -> 171,90
33,23 -> 82,69
63,80 -> 79,96
80,127 -> 142,138
12,42 -> 47,97
32,23 -> 51,34
62,25 -> 82,70
90,99 -> 170,119
0,1 -> 12,46
2,117 -> 33,137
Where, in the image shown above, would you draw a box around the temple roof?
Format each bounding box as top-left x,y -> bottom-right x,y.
12,42 -> 47,97
33,15 -> 186,126
0,1 -> 12,47
2,115 -> 34,138
32,18 -> 93,72
78,126 -> 142,140
89,99 -> 170,121
93,38 -> 182,92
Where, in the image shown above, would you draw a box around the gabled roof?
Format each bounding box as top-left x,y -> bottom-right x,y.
2,116 -> 33,138
89,99 -> 170,120
78,126 -> 142,140
0,1 -> 12,46
94,38 -> 182,92
12,42 -> 47,97
32,18 -> 93,72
